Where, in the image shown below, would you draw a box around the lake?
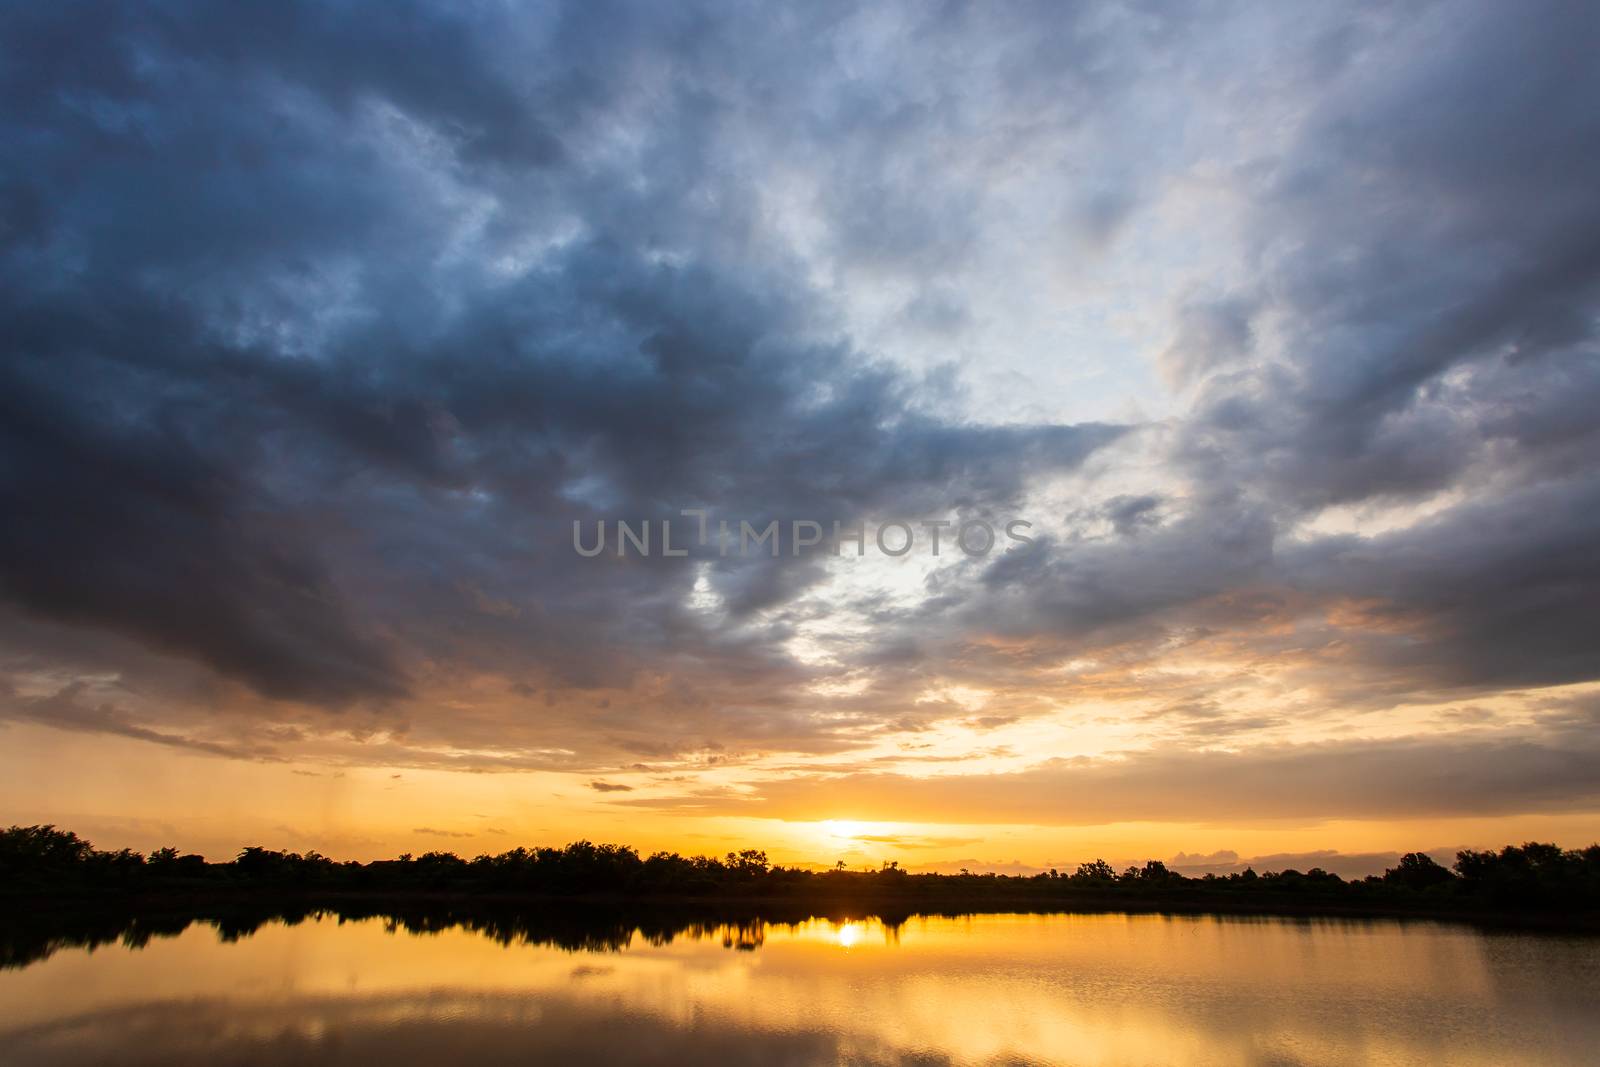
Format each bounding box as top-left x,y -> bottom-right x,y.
2,909 -> 1598,1065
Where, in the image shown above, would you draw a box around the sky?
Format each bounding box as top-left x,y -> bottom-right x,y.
2,1 -> 1599,879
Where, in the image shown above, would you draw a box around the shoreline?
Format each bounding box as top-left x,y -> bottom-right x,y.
8,886 -> 1600,935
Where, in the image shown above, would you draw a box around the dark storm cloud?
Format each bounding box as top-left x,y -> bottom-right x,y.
0,350 -> 407,705
0,1 -> 1118,727
1,0 -> 1598,811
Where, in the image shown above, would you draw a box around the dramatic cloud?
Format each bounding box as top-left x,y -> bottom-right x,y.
2,1 -> 1598,852
618,727 -> 1600,826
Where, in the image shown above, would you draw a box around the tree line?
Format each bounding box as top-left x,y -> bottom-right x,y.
3,825 -> 1598,915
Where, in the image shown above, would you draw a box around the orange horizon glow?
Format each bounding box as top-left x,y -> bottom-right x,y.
6,711 -> 1599,880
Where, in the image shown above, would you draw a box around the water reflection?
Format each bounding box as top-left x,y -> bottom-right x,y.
3,906 -> 1598,1066
0,904 -> 869,968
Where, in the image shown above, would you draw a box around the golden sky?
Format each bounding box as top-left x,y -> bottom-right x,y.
3,2 -> 1600,879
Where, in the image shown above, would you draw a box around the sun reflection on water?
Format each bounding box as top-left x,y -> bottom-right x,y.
4,912 -> 1597,1066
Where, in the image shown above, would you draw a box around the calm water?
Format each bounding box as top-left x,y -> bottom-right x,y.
3,910 -> 1598,1065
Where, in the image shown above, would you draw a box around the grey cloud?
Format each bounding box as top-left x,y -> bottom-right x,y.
1,0 -> 1598,781
1283,473 -> 1600,694
698,730 -> 1600,826
0,0 -> 1121,737
0,683 -> 279,761
1102,494 -> 1164,537
918,0 -> 1600,711
1178,4 -> 1600,512
973,502 -> 1278,639
1160,297 -> 1257,390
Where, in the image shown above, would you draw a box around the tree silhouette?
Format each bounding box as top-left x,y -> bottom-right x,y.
2,824 -> 1597,920
1384,852 -> 1454,891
